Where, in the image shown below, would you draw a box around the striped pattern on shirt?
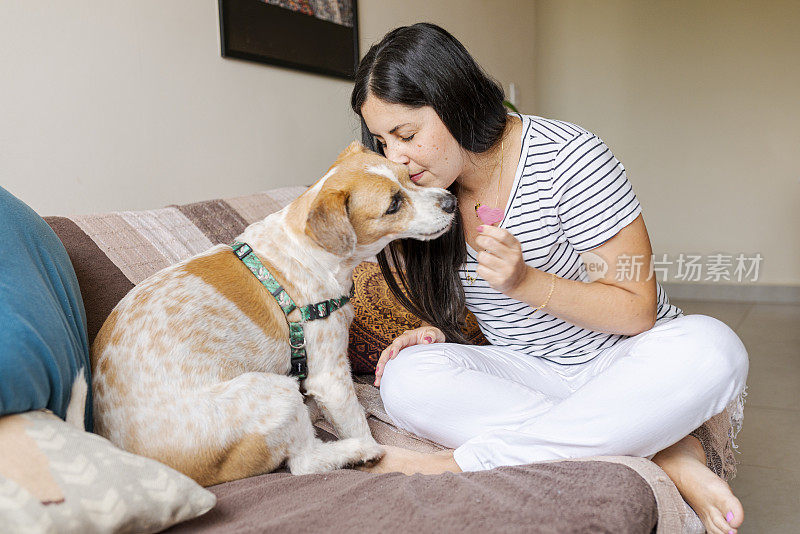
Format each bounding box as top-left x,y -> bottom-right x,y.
459,114 -> 683,365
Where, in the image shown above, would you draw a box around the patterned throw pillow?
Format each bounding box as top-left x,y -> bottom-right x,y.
348,262 -> 489,374
0,410 -> 216,533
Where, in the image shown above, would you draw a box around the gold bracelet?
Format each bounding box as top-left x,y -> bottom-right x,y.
532,272 -> 557,313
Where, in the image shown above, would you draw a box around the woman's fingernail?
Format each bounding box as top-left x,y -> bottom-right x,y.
729,531 -> 734,534
726,511 -> 734,522
424,336 -> 433,343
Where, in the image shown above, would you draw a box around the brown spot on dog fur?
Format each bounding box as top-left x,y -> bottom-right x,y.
286,142 -> 420,252
182,249 -> 288,343
91,308 -> 120,366
345,178 -> 413,246
305,188 -> 355,255
153,434 -> 287,487
209,436 -> 288,486
91,312 -> 129,400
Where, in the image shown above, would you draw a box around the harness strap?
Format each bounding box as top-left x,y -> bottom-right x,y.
230,241 -> 352,380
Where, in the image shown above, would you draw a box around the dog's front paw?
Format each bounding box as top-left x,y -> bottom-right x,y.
350,439 -> 385,467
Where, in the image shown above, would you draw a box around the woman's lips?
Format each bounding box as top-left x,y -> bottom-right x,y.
410,171 -> 424,183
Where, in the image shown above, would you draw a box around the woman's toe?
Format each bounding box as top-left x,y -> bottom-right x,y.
709,511 -> 735,534
711,494 -> 743,533
724,500 -> 745,529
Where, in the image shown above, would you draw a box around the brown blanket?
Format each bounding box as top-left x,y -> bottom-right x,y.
41,187 -> 712,533
163,460 -> 657,534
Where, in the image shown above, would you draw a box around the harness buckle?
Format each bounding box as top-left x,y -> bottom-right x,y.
292,360 -> 308,379
232,242 -> 252,260
307,301 -> 330,320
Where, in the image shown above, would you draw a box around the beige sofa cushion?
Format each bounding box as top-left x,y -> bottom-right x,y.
0,410 -> 215,534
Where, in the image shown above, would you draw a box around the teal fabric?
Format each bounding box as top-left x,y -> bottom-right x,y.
0,186 -> 92,431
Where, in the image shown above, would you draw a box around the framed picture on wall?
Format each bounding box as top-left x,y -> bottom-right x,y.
218,0 -> 359,81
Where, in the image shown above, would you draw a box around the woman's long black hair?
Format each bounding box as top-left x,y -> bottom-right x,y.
350,22 -> 507,343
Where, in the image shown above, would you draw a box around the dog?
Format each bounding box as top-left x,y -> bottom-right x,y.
90,141 -> 457,486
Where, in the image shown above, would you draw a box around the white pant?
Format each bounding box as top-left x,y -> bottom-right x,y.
379,314 -> 749,472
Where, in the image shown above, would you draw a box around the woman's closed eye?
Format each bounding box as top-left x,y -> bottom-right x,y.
374,134 -> 415,148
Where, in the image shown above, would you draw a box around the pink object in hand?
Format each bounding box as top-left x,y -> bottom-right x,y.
477,205 -> 503,225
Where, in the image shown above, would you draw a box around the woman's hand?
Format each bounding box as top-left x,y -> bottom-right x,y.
475,224 -> 531,298
374,325 -> 445,387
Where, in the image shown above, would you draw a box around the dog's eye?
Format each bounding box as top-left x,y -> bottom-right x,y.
385,195 -> 402,215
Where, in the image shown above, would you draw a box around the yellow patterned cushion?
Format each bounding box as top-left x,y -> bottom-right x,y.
348,262 -> 489,374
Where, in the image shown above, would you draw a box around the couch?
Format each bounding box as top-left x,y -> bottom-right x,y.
0,184 -> 724,533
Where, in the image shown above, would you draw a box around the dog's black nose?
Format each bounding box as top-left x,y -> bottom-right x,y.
439,194 -> 457,214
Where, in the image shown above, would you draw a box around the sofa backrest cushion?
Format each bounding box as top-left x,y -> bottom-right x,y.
0,186 -> 92,430
43,187 -> 306,347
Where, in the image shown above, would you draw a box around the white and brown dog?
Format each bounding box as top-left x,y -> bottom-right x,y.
91,141 -> 456,486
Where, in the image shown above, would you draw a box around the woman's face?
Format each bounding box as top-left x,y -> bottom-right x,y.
360,94 -> 466,189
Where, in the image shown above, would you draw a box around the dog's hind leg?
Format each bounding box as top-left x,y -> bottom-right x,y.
140,372 -> 382,485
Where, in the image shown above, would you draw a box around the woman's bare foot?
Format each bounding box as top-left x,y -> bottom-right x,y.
652,435 -> 744,534
354,445 -> 462,475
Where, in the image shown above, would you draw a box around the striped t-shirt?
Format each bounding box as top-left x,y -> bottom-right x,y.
459,114 -> 683,365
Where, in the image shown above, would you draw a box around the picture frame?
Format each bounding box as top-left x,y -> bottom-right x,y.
218,0 -> 360,81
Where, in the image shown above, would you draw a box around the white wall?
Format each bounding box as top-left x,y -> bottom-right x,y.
534,0 -> 800,286
0,0 -> 536,216
1,0 -> 356,215
5,1 -> 793,288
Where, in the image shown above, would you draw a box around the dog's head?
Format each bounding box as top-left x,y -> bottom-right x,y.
296,141 -> 456,258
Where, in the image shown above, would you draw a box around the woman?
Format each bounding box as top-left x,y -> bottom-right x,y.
351,23 -> 747,534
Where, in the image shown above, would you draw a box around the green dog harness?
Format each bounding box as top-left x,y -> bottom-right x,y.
230,241 -> 352,380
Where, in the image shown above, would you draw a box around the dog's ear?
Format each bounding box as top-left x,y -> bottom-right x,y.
335,141 -> 366,163
305,189 -> 356,256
